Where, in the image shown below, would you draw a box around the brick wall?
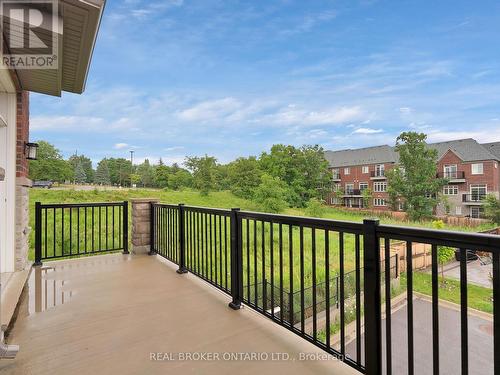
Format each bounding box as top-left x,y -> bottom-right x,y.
438,149 -> 499,193
328,162 -> 395,210
16,91 -> 29,178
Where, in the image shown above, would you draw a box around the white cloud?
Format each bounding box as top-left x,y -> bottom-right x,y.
399,107 -> 413,114
114,143 -> 129,150
177,97 -> 242,122
266,106 -> 366,126
31,115 -> 103,131
164,146 -> 185,152
353,127 -> 383,134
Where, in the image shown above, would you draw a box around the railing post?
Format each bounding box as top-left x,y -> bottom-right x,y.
363,219 -> 382,375
176,204 -> 188,274
34,202 -> 42,266
229,208 -> 242,310
148,202 -> 156,255
122,201 -> 129,254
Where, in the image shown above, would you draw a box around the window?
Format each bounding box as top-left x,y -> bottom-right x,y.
398,202 -> 404,211
344,167 -> 350,175
345,183 -> 354,194
470,207 -> 484,219
443,164 -> 457,179
471,163 -> 483,175
332,168 -> 340,179
375,164 -> 385,177
332,183 -> 341,192
455,206 -> 462,215
359,182 -> 368,191
373,198 -> 386,207
362,166 -> 369,174
470,184 -> 487,201
373,182 -> 387,192
443,185 -> 458,195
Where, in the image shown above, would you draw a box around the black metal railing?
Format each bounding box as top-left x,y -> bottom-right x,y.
462,193 -> 487,203
437,171 -> 466,179
371,170 -> 385,178
150,204 -> 500,375
345,189 -> 362,196
34,201 -> 128,265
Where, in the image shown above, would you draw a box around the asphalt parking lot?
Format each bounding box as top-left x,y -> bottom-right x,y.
345,297 -> 493,375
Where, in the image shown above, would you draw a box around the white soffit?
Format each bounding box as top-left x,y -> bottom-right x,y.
4,0 -> 105,97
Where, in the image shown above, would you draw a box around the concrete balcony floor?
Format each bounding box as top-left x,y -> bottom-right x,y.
0,254 -> 357,375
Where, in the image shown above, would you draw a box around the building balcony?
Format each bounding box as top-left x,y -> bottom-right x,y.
462,193 -> 486,204
343,189 -> 362,197
370,171 -> 386,180
437,171 -> 466,183
4,201 -> 498,375
4,254 -> 348,375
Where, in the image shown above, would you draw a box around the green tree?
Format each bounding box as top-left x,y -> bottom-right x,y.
253,174 -> 288,213
484,194 -> 500,224
137,159 -> 155,187
386,132 -> 447,221
168,169 -> 193,190
361,188 -> 373,209
154,164 -> 171,188
432,220 -> 456,281
305,198 -> 325,217
74,161 -> 87,184
130,173 -> 141,186
94,159 -> 111,185
226,156 -> 262,199
106,158 -> 133,186
68,154 -> 94,183
184,155 -> 218,196
29,141 -> 73,182
259,144 -> 330,207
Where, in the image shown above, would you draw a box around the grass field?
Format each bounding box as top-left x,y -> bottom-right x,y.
31,187 -> 494,346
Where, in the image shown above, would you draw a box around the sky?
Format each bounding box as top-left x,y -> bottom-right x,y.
30,0 -> 500,166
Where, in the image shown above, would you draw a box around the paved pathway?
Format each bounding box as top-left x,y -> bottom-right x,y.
346,297 -> 493,375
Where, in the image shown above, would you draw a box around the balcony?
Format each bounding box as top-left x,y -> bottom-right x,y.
437,171 -> 466,183
343,189 -> 362,197
370,170 -> 386,180
3,254 -> 349,375
4,201 -> 498,375
462,193 -> 487,204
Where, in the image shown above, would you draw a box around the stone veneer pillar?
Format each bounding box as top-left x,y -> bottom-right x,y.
15,178 -> 31,270
131,198 -> 159,255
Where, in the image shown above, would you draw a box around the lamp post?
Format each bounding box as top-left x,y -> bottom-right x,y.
129,150 -> 134,187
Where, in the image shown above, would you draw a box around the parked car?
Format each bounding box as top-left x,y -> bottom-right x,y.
454,248 -> 479,262
32,181 -> 53,189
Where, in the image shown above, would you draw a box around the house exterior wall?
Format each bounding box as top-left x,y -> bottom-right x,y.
327,147 -> 500,219
15,91 -> 31,271
0,91 -> 18,273
436,150 -> 499,217
327,162 -> 395,211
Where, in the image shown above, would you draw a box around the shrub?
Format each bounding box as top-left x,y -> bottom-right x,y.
253,174 -> 288,213
305,198 -> 325,218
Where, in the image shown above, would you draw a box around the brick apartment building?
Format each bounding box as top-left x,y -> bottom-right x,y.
324,138 -> 500,218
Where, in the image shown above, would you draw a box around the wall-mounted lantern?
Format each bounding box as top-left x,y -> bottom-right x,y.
25,142 -> 39,160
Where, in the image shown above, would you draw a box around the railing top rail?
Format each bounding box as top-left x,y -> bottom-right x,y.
151,203 -> 179,209
377,224 -> 500,252
238,210 -> 363,233
184,205 -> 232,216
38,202 -> 126,209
